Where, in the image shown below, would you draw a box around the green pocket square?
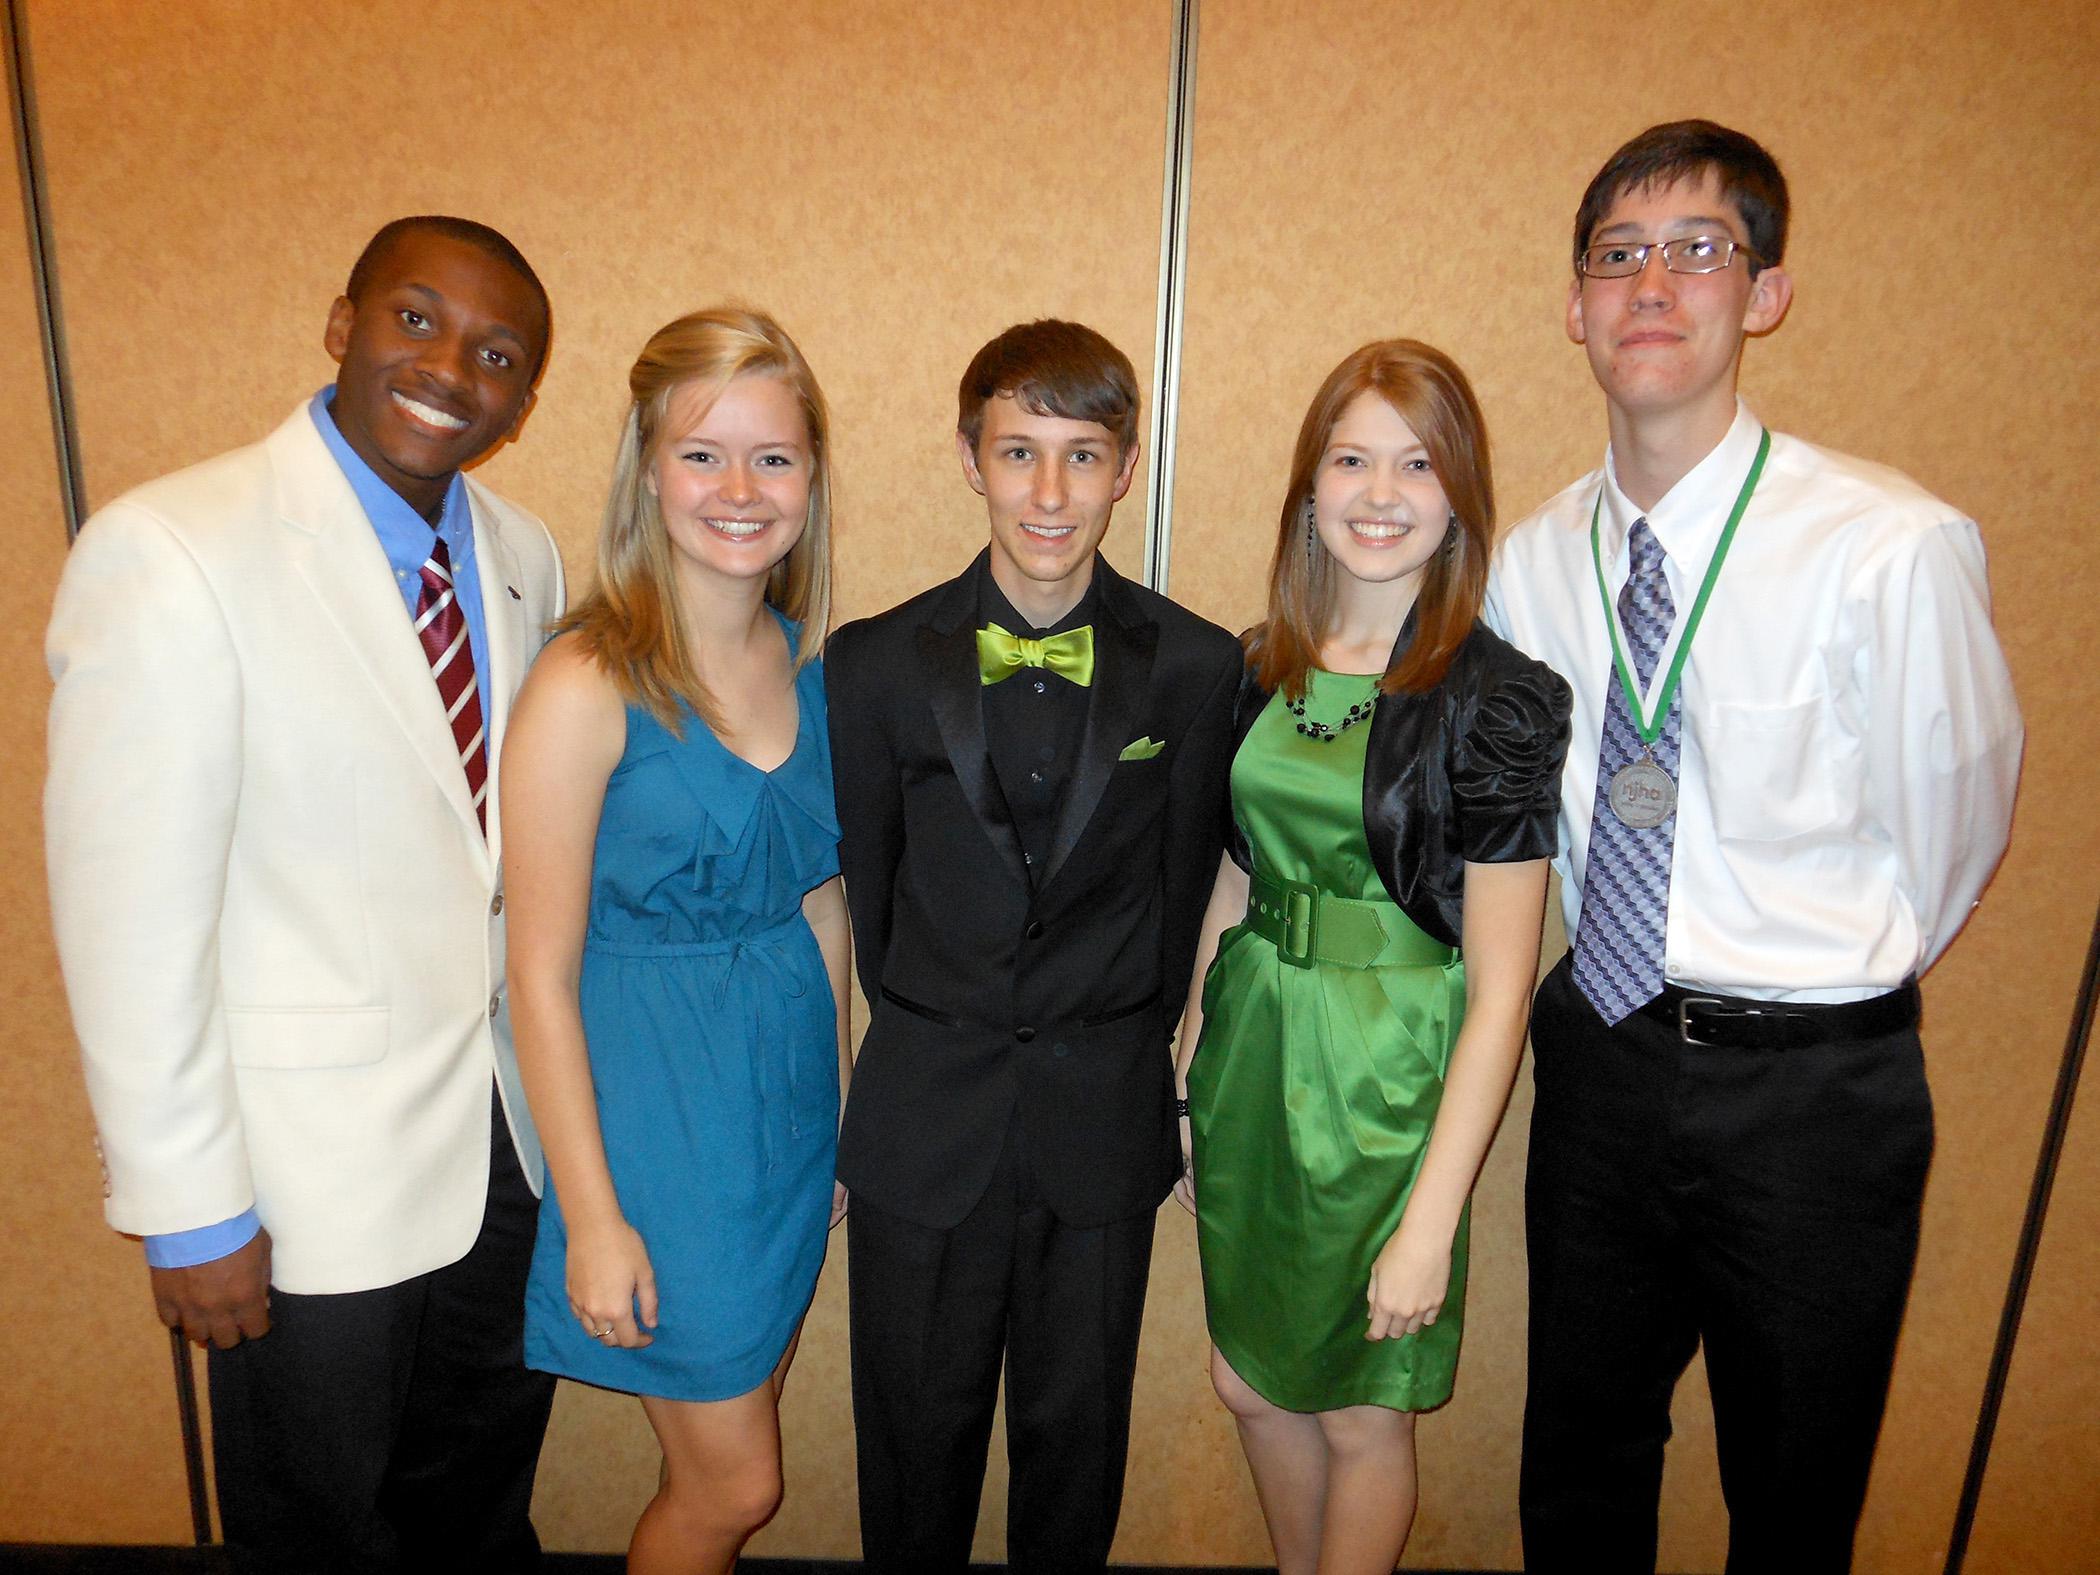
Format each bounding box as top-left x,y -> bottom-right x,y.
1118,736 -> 1166,762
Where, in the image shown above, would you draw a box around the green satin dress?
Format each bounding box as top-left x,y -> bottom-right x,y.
1188,669 -> 1467,1412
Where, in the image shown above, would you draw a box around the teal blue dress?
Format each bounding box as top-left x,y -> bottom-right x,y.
524,629 -> 840,1402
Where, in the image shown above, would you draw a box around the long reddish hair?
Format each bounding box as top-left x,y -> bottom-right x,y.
1247,339 -> 1493,700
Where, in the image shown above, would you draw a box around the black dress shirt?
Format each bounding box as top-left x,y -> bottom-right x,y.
978,577 -> 1100,883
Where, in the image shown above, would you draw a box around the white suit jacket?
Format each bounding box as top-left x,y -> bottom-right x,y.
46,404 -> 566,1295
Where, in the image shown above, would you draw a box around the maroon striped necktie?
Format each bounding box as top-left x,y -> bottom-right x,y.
413,535 -> 488,833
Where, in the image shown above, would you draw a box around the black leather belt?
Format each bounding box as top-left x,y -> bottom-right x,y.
1637,979 -> 1921,1049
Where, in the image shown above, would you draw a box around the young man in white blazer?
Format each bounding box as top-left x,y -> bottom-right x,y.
46,216 -> 566,1572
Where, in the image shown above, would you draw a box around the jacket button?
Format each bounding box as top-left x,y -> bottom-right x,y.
1053,1042 -> 1070,1058
490,893 -> 504,916
488,993 -> 501,1019
1024,920 -> 1044,940
1015,1026 -> 1036,1043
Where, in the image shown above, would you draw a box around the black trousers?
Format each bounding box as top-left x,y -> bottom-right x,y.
208,1090 -> 556,1574
1519,958 -> 1933,1575
847,1123 -> 1155,1575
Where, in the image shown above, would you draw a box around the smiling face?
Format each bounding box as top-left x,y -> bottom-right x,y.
1566,171 -> 1791,436
960,393 -> 1140,623
646,371 -> 812,597
1311,390 -> 1451,596
322,229 -> 547,521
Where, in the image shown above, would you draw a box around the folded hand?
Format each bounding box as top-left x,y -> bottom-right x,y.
567,1218 -> 658,1348
1365,1222 -> 1449,1341
151,1228 -> 273,1348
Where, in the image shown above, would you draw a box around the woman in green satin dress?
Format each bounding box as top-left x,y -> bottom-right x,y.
1174,341 -> 1571,1574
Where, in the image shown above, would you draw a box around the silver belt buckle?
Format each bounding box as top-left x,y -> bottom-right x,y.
1676,995 -> 1728,1046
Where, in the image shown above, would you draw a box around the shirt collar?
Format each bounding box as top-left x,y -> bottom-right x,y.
309,386 -> 474,561
1599,399 -> 1764,572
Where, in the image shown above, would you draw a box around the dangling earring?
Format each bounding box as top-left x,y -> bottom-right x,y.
1304,497 -> 1317,557
1444,510 -> 1460,553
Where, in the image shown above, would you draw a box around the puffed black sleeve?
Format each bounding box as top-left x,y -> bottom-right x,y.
1451,646 -> 1573,865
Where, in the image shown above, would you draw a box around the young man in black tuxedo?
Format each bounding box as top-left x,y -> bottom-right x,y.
826,320 -> 1241,1572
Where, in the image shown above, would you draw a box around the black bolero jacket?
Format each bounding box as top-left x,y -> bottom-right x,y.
1226,616 -> 1574,950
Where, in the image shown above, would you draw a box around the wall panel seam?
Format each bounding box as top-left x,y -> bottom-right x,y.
1142,0 -> 1198,593
4,0 -> 84,540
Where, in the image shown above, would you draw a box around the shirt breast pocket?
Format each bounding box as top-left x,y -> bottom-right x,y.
1695,695 -> 1849,845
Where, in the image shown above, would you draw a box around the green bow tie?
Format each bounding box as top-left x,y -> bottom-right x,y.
976,622 -> 1095,687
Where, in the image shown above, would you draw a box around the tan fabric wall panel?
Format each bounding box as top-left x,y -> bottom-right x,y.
16,0 -> 1174,1558
1165,2 -> 2099,1571
0,100 -> 198,1539
26,0 -> 1171,614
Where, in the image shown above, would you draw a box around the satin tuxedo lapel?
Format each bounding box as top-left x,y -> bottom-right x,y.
917,568 -> 1030,888
271,416 -> 492,871
1040,564 -> 1155,891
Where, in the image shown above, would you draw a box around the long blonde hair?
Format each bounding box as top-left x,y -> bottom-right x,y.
1248,339 -> 1492,701
558,305 -> 834,734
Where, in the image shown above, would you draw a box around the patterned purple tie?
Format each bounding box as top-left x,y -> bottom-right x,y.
1572,518 -> 1678,1023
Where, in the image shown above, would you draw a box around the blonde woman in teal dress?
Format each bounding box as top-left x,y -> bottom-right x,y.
504,308 -> 850,1575
1175,340 -> 1571,1573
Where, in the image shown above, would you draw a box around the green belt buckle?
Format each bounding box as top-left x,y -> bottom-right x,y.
1274,877 -> 1319,970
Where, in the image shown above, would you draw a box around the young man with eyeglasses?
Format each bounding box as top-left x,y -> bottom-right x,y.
1485,121 -> 2022,1572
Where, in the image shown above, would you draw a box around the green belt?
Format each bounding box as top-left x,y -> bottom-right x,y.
1244,870 -> 1458,971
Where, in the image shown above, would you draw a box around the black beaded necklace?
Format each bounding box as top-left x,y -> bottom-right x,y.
1287,688 -> 1376,742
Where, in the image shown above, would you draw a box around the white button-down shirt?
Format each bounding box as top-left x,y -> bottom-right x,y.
1486,403 -> 2023,1003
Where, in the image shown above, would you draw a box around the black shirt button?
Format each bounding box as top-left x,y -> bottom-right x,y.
1053,1042 -> 1070,1058
1015,1026 -> 1036,1043
1025,920 -> 1044,940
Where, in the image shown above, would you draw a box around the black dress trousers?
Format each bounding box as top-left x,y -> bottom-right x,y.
848,1121 -> 1154,1575
1519,958 -> 1934,1575
208,1088 -> 556,1574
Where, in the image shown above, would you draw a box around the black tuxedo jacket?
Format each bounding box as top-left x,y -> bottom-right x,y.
826,551 -> 1241,1230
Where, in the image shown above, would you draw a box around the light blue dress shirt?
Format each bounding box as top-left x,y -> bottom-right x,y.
143,389 -> 495,1270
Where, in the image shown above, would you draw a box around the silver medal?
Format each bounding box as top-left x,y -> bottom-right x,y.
1608,756 -> 1677,829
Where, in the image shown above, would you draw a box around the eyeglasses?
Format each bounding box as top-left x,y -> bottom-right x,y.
1578,236 -> 1761,279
